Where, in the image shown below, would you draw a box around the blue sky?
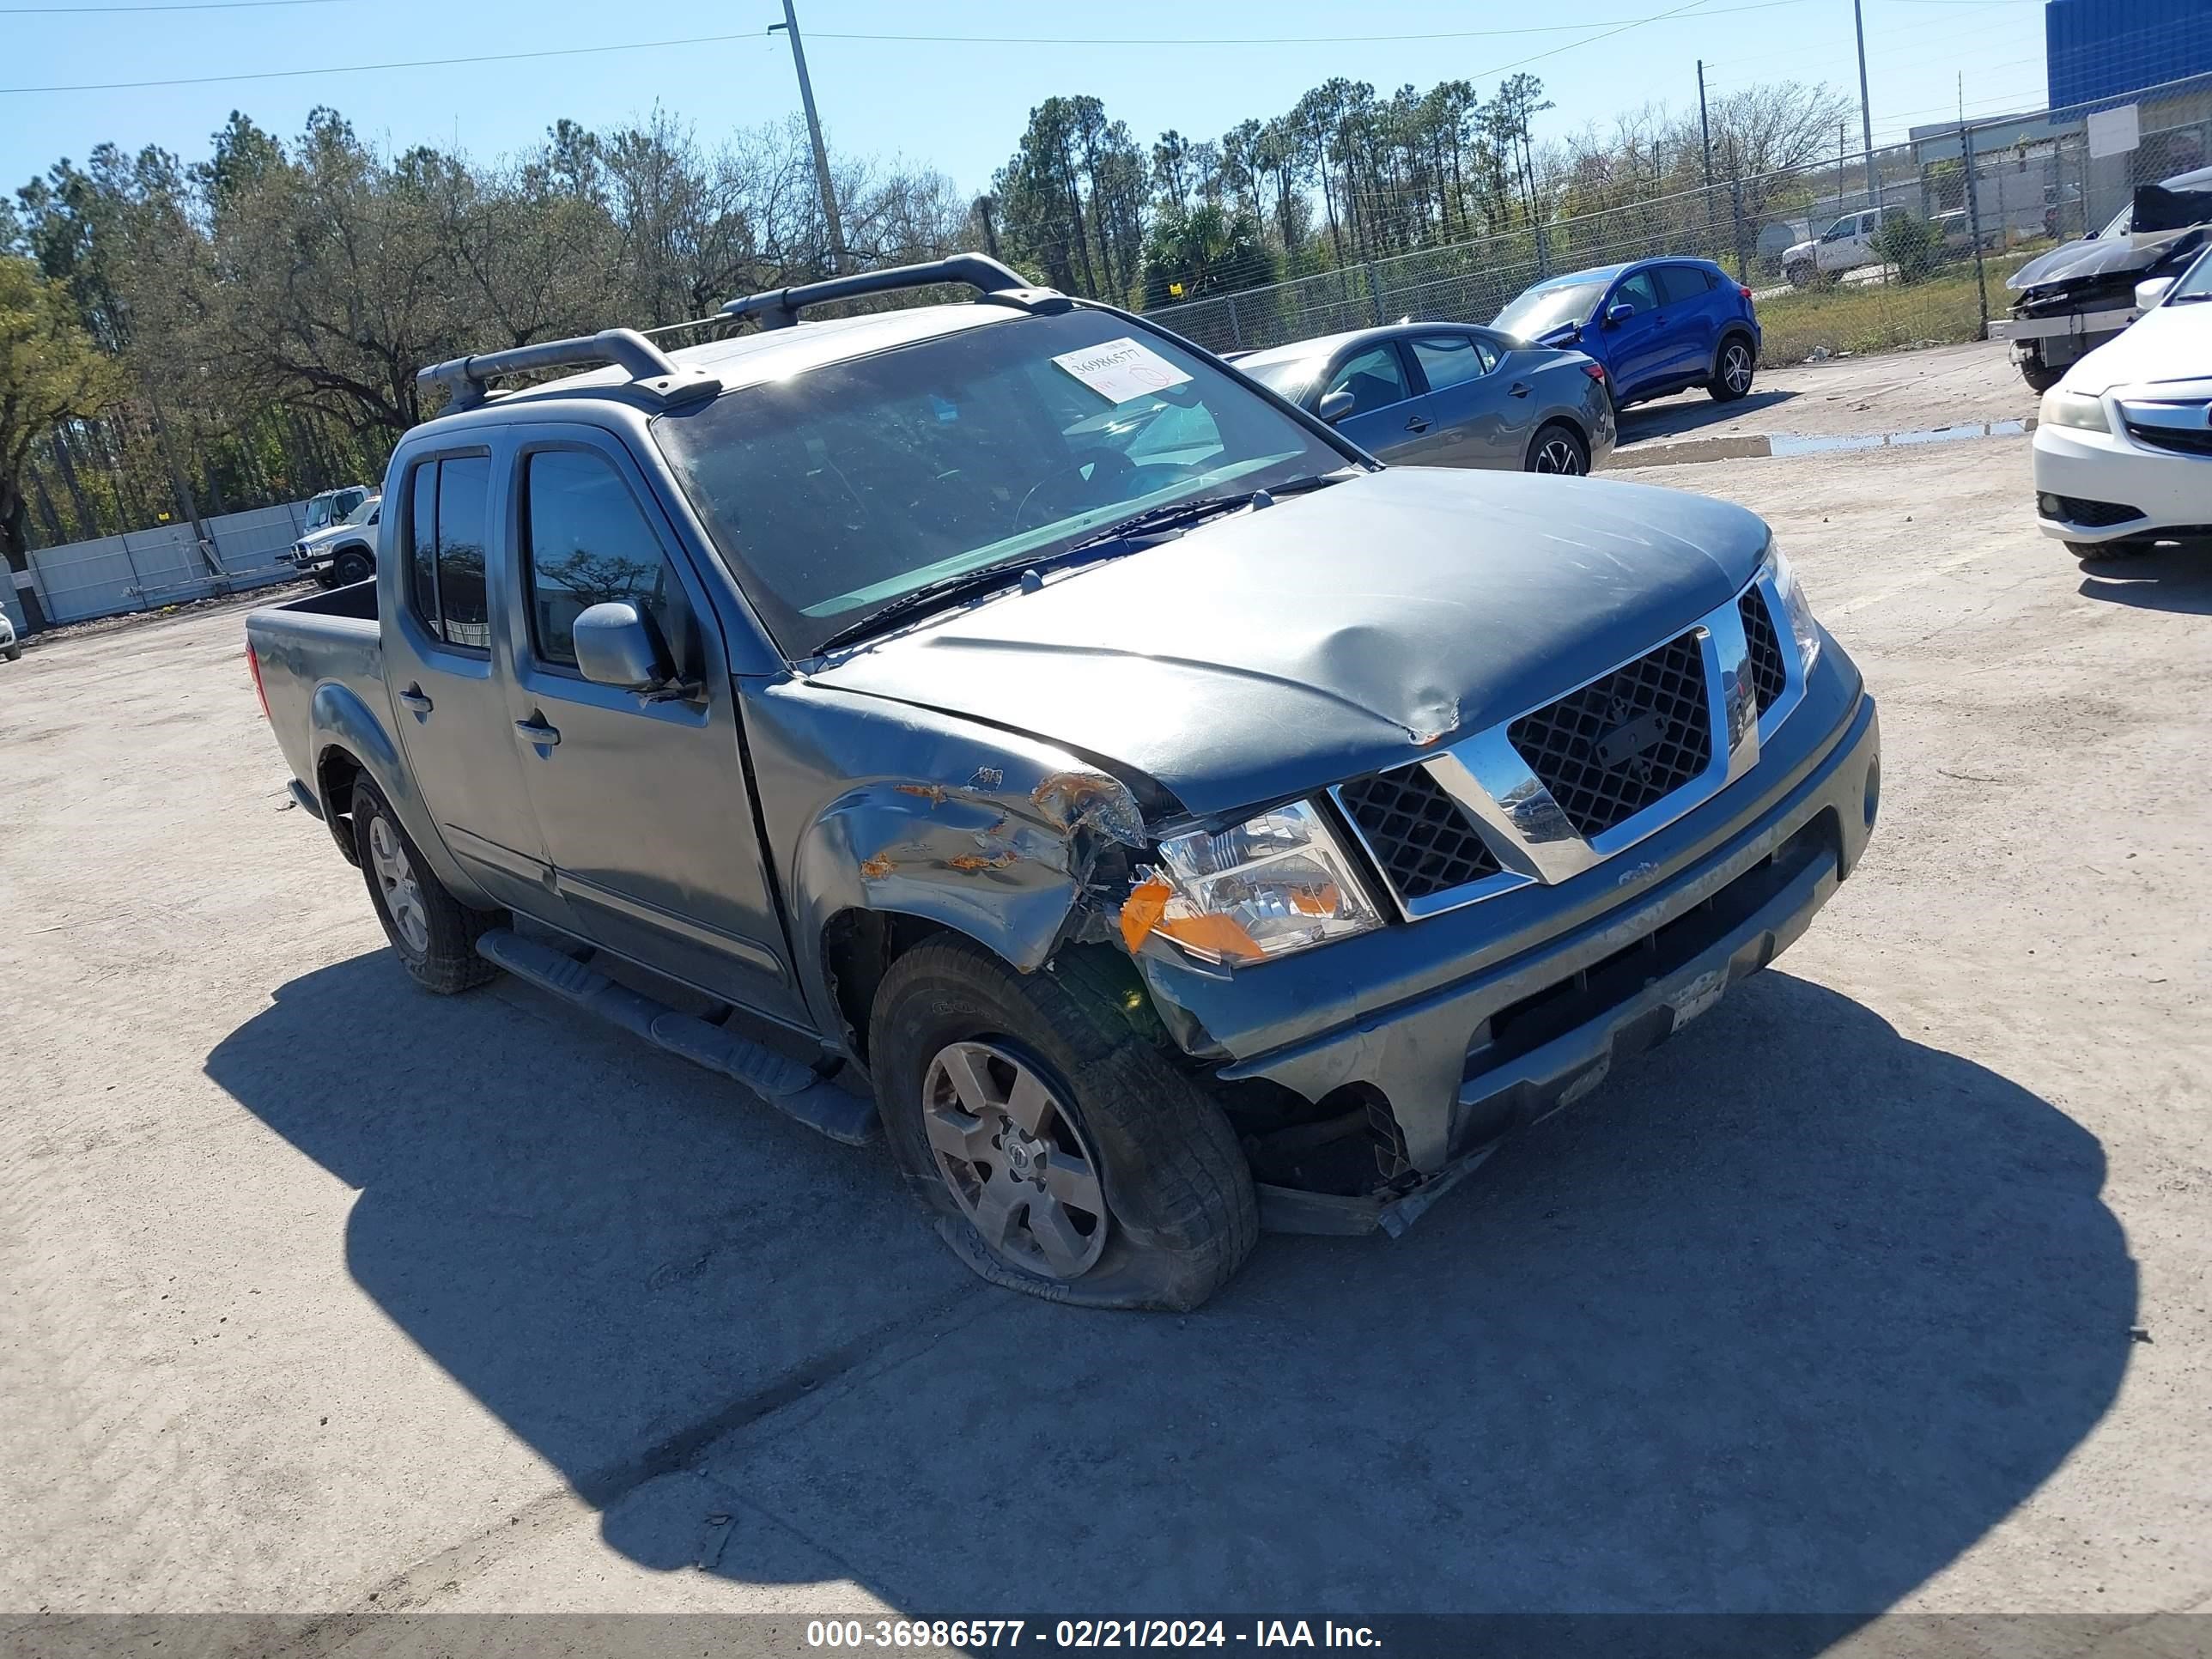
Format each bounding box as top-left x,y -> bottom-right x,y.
3,0 -> 2051,203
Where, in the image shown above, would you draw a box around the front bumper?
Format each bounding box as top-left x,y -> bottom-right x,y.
1146,678 -> 1880,1233
2033,421 -> 2212,544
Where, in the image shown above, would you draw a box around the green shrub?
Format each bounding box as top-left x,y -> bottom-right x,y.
1870,214 -> 1945,286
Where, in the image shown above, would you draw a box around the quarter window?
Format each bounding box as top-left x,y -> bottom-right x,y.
1409,334 -> 1495,392
1325,345 -> 1411,416
403,454 -> 493,651
522,450 -> 696,675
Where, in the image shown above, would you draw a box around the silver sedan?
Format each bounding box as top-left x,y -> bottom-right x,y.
1237,323 -> 1617,475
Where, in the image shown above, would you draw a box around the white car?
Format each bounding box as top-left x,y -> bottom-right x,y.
0,609 -> 18,661
2033,250 -> 2212,559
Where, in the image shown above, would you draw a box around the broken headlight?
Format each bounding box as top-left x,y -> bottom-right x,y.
1759,544 -> 1822,678
1124,801 -> 1382,964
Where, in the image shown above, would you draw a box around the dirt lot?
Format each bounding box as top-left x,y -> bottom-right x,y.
3,341 -> 2208,1644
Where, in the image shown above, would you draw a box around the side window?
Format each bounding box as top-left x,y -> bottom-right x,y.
1614,271 -> 1660,314
522,449 -> 696,676
403,454 -> 493,652
1656,265 -> 1710,307
1409,334 -> 1492,392
1703,266 -> 1724,291
407,463 -> 438,632
1325,344 -> 1411,416
434,456 -> 491,650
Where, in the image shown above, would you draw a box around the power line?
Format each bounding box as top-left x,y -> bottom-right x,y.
4,0 -> 344,10
1,0 -> 1814,95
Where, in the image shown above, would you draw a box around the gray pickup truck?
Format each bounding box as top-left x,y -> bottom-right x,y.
246,254 -> 1881,1310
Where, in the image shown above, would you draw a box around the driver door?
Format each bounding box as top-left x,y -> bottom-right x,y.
497,426 -> 804,1023
1601,270 -> 1668,401
1320,342 -> 1437,462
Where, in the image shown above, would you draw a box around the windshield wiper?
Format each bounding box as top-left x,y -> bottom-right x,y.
1060,471 -> 1353,556
810,472 -> 1354,655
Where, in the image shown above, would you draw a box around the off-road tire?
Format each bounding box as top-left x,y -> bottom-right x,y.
332,546 -> 374,587
350,779 -> 500,994
869,939 -> 1258,1311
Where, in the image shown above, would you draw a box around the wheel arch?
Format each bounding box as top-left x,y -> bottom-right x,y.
1713,323 -> 1759,376
307,680 -> 480,900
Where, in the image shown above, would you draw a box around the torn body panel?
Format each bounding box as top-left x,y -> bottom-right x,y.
743,675 -> 1147,1048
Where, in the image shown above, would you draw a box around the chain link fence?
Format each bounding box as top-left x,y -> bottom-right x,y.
1146,71 -> 2212,368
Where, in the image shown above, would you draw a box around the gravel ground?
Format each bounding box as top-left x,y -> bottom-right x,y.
3,341 -> 2207,1645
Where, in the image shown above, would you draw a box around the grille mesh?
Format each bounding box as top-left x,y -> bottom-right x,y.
2124,420 -> 2212,458
1739,589 -> 1788,715
1507,633 -> 1712,840
1337,768 -> 1500,901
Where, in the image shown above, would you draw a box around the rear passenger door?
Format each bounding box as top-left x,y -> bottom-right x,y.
1402,331 -> 1528,468
1655,264 -> 1720,383
499,428 -> 804,1022
381,445 -> 557,915
1319,342 -> 1437,462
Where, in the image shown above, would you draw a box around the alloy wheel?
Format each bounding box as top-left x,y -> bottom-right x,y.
1534,434 -> 1585,475
920,1040 -> 1109,1279
1723,343 -> 1754,394
367,813 -> 430,956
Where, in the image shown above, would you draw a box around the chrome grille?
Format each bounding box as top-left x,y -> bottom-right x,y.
1337,768 -> 1500,900
1506,632 -> 1712,841
1739,589 -> 1788,715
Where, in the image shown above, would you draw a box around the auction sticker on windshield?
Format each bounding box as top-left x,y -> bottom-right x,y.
1052,337 -> 1193,404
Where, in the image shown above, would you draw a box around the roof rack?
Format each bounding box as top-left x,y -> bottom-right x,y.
416,327 -> 723,413
720,252 -> 1069,331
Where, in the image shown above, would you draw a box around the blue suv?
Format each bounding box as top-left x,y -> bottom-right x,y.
1494,258 -> 1760,410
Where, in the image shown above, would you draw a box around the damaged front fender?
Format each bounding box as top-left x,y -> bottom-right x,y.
745,678 -> 1154,1043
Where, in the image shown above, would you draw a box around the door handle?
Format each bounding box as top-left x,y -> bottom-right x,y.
1510,381 -> 1531,398
1405,415 -> 1431,433
514,716 -> 562,748
398,686 -> 433,714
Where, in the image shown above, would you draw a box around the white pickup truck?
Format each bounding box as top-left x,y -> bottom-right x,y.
1782,205 -> 1983,288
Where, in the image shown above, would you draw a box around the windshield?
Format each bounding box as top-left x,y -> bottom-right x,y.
1241,352 -> 1328,404
653,309 -> 1342,656
1494,280 -> 1607,341
2168,246 -> 2212,301
303,497 -> 335,530
2097,200 -> 2133,240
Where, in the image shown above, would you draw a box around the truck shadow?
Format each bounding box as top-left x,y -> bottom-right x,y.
206,955 -> 2130,1627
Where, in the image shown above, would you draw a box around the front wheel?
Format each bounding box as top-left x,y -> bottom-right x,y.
2020,358 -> 2063,393
1527,421 -> 1590,476
869,939 -> 1258,1311
350,780 -> 500,994
332,547 -> 373,587
2068,538 -> 2155,562
1709,336 -> 1757,402
3,642 -> 19,661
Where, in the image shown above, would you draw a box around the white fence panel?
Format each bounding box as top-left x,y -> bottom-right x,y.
210,503 -> 307,576
23,501 -> 316,625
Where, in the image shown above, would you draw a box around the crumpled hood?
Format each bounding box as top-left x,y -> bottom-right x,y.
2009,233 -> 2173,292
808,468 -> 1770,817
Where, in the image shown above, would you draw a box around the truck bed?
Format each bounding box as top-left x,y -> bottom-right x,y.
246,580 -> 383,815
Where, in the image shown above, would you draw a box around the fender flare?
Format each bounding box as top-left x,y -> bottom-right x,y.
307,680 -> 489,905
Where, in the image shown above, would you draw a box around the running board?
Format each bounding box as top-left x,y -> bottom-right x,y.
475,927 -> 879,1146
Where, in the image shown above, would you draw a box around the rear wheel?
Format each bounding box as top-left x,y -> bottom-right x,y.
1526,421 -> 1590,476
2020,358 -> 2063,393
1709,335 -> 1757,401
350,780 -> 499,994
869,939 -> 1258,1311
331,546 -> 373,587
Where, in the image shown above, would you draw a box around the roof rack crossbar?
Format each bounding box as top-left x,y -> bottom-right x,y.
416,327 -> 720,411
720,253 -> 1062,329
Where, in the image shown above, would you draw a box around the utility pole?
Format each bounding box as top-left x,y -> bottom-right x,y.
1697,60 -> 1717,253
770,0 -> 848,274
1852,0 -> 1879,201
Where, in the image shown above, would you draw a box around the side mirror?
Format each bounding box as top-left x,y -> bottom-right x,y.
1605,302 -> 1635,326
573,601 -> 670,690
2136,276 -> 2174,311
1316,388 -> 1356,424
